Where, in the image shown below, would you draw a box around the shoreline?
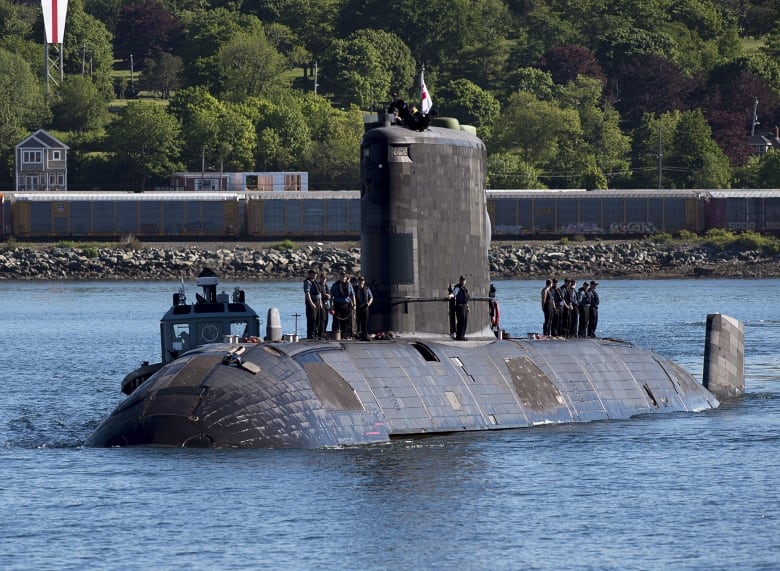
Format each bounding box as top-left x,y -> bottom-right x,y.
1,240 -> 779,281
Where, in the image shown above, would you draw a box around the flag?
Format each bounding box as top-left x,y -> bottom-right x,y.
420,70 -> 432,115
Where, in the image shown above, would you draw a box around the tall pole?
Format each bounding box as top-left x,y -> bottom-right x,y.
130,54 -> 135,97
657,126 -> 662,190
751,98 -> 759,137
313,61 -> 318,95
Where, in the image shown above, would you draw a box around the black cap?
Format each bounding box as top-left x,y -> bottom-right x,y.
590,280 -> 599,286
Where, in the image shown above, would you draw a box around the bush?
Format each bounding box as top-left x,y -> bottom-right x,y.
83,246 -> 99,258
271,239 -> 296,251
703,229 -> 780,254
677,229 -> 699,242
703,228 -> 736,250
559,236 -> 569,245
648,232 -> 673,243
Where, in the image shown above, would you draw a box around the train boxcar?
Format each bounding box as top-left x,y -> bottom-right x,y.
486,189 -> 705,237
9,192 -> 244,240
706,190 -> 780,233
245,191 -> 360,239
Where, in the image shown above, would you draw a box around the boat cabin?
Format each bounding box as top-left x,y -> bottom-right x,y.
160,269 -> 261,363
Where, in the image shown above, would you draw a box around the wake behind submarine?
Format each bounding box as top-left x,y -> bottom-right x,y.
87,114 -> 745,448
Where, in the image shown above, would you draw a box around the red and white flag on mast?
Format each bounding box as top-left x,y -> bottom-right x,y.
42,0 -> 69,44
420,69 -> 432,115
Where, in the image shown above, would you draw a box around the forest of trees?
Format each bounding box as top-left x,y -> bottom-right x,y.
2,0 -> 780,190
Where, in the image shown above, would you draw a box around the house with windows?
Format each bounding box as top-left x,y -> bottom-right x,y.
15,129 -> 69,191
748,127 -> 780,156
169,171 -> 308,192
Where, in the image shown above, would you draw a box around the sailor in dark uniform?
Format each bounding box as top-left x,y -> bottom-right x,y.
303,269 -> 321,339
542,279 -> 554,337
577,281 -> 591,338
354,276 -> 373,340
550,278 -> 564,336
567,279 -> 579,337
588,280 -> 600,337
450,275 -> 470,340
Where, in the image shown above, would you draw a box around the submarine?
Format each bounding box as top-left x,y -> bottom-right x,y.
87,111 -> 745,448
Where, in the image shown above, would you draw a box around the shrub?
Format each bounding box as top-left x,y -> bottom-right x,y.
677,229 -> 698,242
271,239 -> 295,251
559,236 -> 569,245
648,232 -> 673,243
83,246 -> 99,258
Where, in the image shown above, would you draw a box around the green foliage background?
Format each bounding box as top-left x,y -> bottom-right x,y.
1,0 -> 780,190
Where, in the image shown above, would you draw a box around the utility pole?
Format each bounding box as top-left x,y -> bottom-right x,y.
657,126 -> 663,190
313,61 -> 318,95
751,98 -> 759,136
130,54 -> 135,97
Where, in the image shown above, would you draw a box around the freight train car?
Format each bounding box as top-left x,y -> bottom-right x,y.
244,191 -> 360,239
486,189 -> 705,238
705,190 -> 780,233
9,192 -> 244,240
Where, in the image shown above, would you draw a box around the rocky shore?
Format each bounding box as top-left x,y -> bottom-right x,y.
1,240 -> 779,281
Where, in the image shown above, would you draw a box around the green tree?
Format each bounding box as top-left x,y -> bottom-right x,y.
51,75 -> 110,132
214,103 -> 256,172
668,108 -> 732,188
168,86 -> 255,172
300,93 -> 363,187
255,100 -> 312,171
179,8 -> 263,90
59,0 -> 115,100
105,102 -> 183,190
754,153 -> 780,188
0,48 -> 50,183
436,79 -> 500,141
490,91 -> 585,187
631,111 -> 681,189
140,52 -> 184,99
0,0 -> 40,65
217,30 -> 289,101
559,77 -> 630,184
581,165 -> 608,190
487,152 -> 544,189
321,30 -> 413,109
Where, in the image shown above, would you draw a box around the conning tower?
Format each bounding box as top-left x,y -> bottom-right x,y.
360,120 -> 491,336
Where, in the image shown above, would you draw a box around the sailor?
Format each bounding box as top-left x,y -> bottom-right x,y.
567,279 -> 579,338
450,275 -> 470,340
318,272 -> 331,338
387,93 -> 409,125
550,278 -> 564,337
560,278 -> 572,337
588,280 -> 600,338
577,281 -> 591,338
541,279 -> 553,337
303,269 -> 321,339
354,276 -> 374,340
330,271 -> 354,338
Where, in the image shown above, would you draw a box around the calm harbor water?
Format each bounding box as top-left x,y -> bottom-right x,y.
1,278 -> 779,570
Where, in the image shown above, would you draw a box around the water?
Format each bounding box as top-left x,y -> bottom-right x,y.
1,279 -> 779,570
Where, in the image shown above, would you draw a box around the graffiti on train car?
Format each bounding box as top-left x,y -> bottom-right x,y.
183,221 -> 206,233
609,221 -> 658,234
559,222 -> 601,234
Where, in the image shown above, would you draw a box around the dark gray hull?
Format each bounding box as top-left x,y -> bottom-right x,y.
87,336 -> 718,448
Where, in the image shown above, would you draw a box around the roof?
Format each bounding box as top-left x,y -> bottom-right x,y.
15,129 -> 69,150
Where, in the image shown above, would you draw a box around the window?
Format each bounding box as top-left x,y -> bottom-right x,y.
195,178 -> 220,191
52,150 -> 61,161
23,151 -> 42,164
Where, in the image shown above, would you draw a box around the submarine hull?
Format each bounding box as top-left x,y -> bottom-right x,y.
87,337 -> 719,449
